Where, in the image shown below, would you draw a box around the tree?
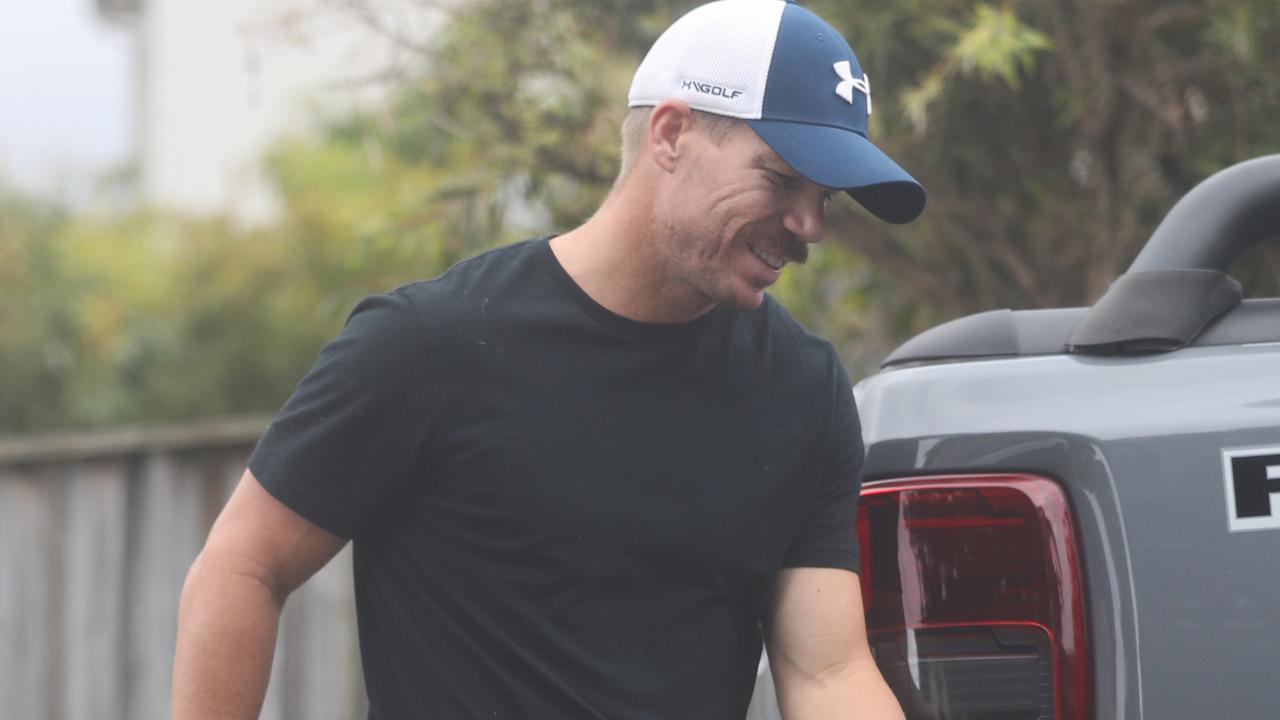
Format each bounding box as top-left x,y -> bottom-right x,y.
4,0 -> 1277,434
0,189 -> 81,432
310,0 -> 1280,354
831,0 -> 1280,329
306,0 -> 883,364
0,202 -> 335,434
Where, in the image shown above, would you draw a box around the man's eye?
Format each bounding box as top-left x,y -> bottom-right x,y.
767,170 -> 800,188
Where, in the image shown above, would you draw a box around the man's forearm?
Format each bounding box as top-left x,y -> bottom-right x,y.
172,550 -> 284,719
774,659 -> 906,720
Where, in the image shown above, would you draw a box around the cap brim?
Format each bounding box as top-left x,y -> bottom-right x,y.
747,120 -> 926,224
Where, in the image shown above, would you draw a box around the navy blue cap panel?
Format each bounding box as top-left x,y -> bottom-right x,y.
846,181 -> 928,224
761,3 -> 868,132
749,119 -> 926,223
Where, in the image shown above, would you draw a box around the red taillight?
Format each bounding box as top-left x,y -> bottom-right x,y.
857,474 -> 1089,720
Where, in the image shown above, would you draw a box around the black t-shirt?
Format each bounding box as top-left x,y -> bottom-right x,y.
249,237 -> 863,719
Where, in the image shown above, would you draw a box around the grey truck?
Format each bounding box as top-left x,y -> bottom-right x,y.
747,154 -> 1280,719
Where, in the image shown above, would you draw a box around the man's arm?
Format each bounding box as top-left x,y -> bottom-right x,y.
765,567 -> 905,720
173,469 -> 347,719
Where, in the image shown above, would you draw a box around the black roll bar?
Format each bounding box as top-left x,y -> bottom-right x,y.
1129,154 -> 1280,273
1067,155 -> 1280,355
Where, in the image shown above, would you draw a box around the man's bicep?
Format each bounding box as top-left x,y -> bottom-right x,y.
199,468 -> 348,601
765,566 -> 873,681
247,291 -> 434,536
781,368 -> 862,571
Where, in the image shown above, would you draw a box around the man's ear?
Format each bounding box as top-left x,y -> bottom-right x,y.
647,99 -> 694,173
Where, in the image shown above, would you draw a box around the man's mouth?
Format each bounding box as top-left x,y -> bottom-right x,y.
747,243 -> 786,271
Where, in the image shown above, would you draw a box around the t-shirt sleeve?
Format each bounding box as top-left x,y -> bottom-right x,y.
780,363 -> 863,572
248,290 -> 434,538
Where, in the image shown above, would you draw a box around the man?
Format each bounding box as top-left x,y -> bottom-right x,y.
173,0 -> 925,718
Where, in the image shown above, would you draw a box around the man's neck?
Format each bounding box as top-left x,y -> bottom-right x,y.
549,190 -> 714,324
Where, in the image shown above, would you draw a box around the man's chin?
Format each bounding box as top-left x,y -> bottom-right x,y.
715,287 -> 767,311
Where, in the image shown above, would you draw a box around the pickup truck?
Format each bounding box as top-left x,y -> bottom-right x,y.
748,154 -> 1280,719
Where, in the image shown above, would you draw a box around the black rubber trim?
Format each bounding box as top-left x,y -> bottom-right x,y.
882,308 -> 1084,367
882,155 -> 1280,366
881,296 -> 1280,368
1065,270 -> 1242,355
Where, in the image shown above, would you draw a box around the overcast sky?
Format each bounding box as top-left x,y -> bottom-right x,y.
0,0 -> 134,199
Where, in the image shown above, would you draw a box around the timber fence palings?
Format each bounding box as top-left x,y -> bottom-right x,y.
0,417 -> 365,720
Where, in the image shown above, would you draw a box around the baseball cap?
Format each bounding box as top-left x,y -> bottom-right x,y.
628,0 -> 925,224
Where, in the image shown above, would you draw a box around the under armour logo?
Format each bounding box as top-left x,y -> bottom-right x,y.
833,61 -> 871,114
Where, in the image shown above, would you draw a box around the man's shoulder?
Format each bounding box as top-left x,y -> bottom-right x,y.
380,238 -> 546,322
395,238 -> 542,299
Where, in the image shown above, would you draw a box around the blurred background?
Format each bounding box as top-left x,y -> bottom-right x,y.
1,0 -> 1278,717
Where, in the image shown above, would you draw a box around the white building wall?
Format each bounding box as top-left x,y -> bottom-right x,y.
138,0 -> 438,224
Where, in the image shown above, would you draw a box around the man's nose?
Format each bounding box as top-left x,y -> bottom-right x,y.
783,188 -> 828,242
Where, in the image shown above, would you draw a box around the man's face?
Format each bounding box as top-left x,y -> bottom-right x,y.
655,120 -> 831,311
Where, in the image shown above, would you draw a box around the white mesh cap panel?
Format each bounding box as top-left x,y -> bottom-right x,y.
627,0 -> 785,120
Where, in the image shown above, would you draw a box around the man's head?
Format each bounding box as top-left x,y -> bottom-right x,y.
616,107 -> 738,186
603,0 -> 924,314
626,0 -> 925,224
617,98 -> 829,310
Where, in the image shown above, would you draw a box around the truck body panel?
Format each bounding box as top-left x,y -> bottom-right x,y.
855,343 -> 1280,718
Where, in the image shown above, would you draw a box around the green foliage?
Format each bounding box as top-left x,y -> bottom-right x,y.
0,190 -> 80,432
0,206 -> 328,434
4,0 -> 1280,434
810,0 -> 1280,335
903,3 -> 1051,127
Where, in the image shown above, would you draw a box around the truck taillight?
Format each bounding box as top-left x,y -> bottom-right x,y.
857,474 -> 1089,720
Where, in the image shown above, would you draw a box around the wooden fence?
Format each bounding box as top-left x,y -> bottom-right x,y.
0,418 -> 365,720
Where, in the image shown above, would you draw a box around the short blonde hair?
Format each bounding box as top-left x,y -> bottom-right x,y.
615,107 -> 741,185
